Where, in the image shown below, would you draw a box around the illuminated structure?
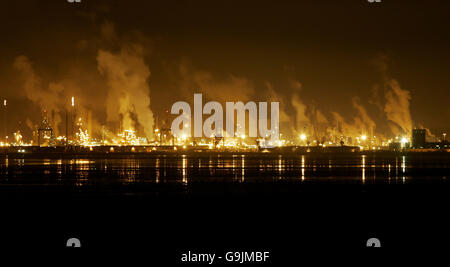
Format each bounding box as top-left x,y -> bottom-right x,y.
0,99 -> 447,153
2,99 -> 6,143
37,113 -> 54,147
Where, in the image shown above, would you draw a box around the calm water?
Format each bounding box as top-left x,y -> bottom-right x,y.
1,153 -> 450,251
1,154 -> 449,190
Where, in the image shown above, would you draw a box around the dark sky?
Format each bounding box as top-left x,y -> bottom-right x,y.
0,0 -> 449,140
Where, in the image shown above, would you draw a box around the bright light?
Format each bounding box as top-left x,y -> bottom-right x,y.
3,100 -> 6,106
241,134 -> 246,139
300,134 -> 307,141
401,137 -> 408,144
361,135 -> 367,141
71,97 -> 75,107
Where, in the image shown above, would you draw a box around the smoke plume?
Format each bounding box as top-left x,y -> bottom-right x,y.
290,81 -> 310,134
97,44 -> 155,140
383,79 -> 412,136
13,55 -> 63,136
352,97 -> 376,137
178,62 -> 256,102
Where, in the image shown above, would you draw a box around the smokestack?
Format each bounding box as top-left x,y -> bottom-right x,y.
51,110 -> 55,129
88,110 -> 92,138
119,114 -> 123,133
165,109 -> 169,128
65,110 -> 68,146
71,97 -> 76,142
3,99 -> 6,142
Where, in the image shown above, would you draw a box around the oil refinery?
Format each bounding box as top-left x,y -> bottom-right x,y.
0,96 -> 448,155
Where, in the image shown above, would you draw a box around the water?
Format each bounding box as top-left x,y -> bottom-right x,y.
1,153 -> 450,250
1,153 -> 449,195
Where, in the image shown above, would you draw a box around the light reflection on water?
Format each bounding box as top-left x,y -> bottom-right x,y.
155,158 -> 160,183
301,155 -> 305,181
182,155 -> 187,184
362,155 -> 366,184
0,154 -> 449,187
241,155 -> 245,182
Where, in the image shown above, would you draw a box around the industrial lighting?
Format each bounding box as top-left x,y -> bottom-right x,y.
361,135 -> 367,141
300,134 -> 307,141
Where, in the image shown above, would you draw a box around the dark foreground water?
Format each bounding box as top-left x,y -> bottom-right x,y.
1,153 -> 450,259
1,153 -> 450,194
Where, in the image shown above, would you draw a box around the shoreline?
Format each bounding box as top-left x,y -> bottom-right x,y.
1,145 -> 449,159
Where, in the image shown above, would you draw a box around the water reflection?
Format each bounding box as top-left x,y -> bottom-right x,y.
395,157 -> 399,179
402,156 -> 407,184
361,155 -> 366,183
232,155 -> 237,180
182,155 -> 187,184
155,158 -> 160,183
388,164 -> 391,184
241,155 -> 245,182
0,154 -> 448,188
298,157 -> 304,181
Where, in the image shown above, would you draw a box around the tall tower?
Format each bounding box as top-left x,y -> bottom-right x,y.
87,110 -> 92,138
71,97 -> 76,143
3,99 -> 7,143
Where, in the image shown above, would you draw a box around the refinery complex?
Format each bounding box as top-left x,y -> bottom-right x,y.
0,97 -> 448,154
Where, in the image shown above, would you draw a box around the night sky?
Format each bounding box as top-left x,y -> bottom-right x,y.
0,0 -> 449,140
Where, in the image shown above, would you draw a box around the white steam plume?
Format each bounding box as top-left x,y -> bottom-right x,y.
97,45 -> 155,140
